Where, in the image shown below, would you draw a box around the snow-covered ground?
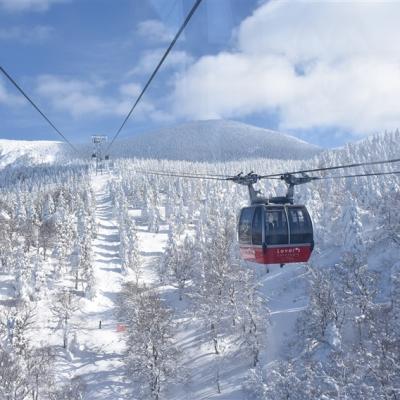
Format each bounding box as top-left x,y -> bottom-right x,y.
0,139 -> 70,169
68,174 -> 127,398
0,128 -> 399,399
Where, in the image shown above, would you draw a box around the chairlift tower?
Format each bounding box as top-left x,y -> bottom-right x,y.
91,135 -> 108,174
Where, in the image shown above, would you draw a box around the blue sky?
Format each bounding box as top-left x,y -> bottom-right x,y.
1,0 -> 400,148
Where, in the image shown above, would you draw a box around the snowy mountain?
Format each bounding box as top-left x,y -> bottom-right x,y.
109,120 -> 321,161
0,139 -> 71,169
1,120 -> 320,167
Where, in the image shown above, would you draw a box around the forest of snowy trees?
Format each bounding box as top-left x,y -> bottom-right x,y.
0,129 -> 399,399
0,163 -> 96,398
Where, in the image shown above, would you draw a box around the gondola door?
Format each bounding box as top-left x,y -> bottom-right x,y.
238,205 -> 267,264
263,205 -> 313,264
238,206 -> 256,262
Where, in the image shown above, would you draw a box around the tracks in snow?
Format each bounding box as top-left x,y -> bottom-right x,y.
70,174 -> 127,399
67,174 -> 168,399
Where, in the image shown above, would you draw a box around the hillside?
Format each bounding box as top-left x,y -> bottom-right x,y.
1,120 -> 320,166
109,120 -> 321,161
0,129 -> 399,399
0,139 -> 71,169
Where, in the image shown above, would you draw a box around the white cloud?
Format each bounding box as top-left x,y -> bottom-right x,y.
237,0 -> 400,62
119,82 -> 142,98
37,76 -> 108,116
115,82 -> 156,116
36,75 -> 156,119
0,25 -> 53,43
128,49 -> 193,76
0,0 -> 65,12
0,79 -> 24,106
136,19 -> 175,44
0,82 -> 11,104
170,0 -> 400,135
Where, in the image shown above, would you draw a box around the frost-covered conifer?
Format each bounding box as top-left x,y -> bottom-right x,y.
42,193 -> 55,221
159,227 -> 179,282
0,210 -> 13,272
125,218 -> 141,282
13,247 -> 32,301
76,208 -> 95,298
342,198 -> 365,263
53,197 -> 75,276
169,235 -> 196,300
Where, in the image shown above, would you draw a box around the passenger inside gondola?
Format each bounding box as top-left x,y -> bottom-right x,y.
267,213 -> 276,231
265,209 -> 288,245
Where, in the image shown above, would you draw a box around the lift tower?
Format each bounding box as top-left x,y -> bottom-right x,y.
91,135 -> 108,174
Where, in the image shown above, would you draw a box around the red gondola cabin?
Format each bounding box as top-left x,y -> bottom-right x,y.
238,204 -> 314,265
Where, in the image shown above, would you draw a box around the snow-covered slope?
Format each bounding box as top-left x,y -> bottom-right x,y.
1,120 -> 321,167
0,128 -> 399,399
110,120 -> 321,161
0,139 -> 70,169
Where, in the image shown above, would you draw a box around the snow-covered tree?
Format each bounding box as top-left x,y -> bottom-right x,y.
169,235 -> 196,300
51,289 -> 80,351
119,282 -> 178,399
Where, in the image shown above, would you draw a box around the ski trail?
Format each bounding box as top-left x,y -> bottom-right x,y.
70,174 -> 128,399
261,264 -> 309,364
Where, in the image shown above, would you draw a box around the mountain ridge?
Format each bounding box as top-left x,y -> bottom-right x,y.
110,119 -> 321,161
0,120 -> 321,166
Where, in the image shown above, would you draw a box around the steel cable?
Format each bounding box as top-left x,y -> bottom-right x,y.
107,0 -> 203,152
0,66 -> 80,155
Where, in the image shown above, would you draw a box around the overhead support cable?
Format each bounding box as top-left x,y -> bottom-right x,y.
313,170 -> 400,180
132,168 -> 400,183
260,157 -> 400,178
0,65 -> 80,155
133,170 -> 227,181
135,157 -> 400,182
135,169 -> 231,178
106,0 -> 204,152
